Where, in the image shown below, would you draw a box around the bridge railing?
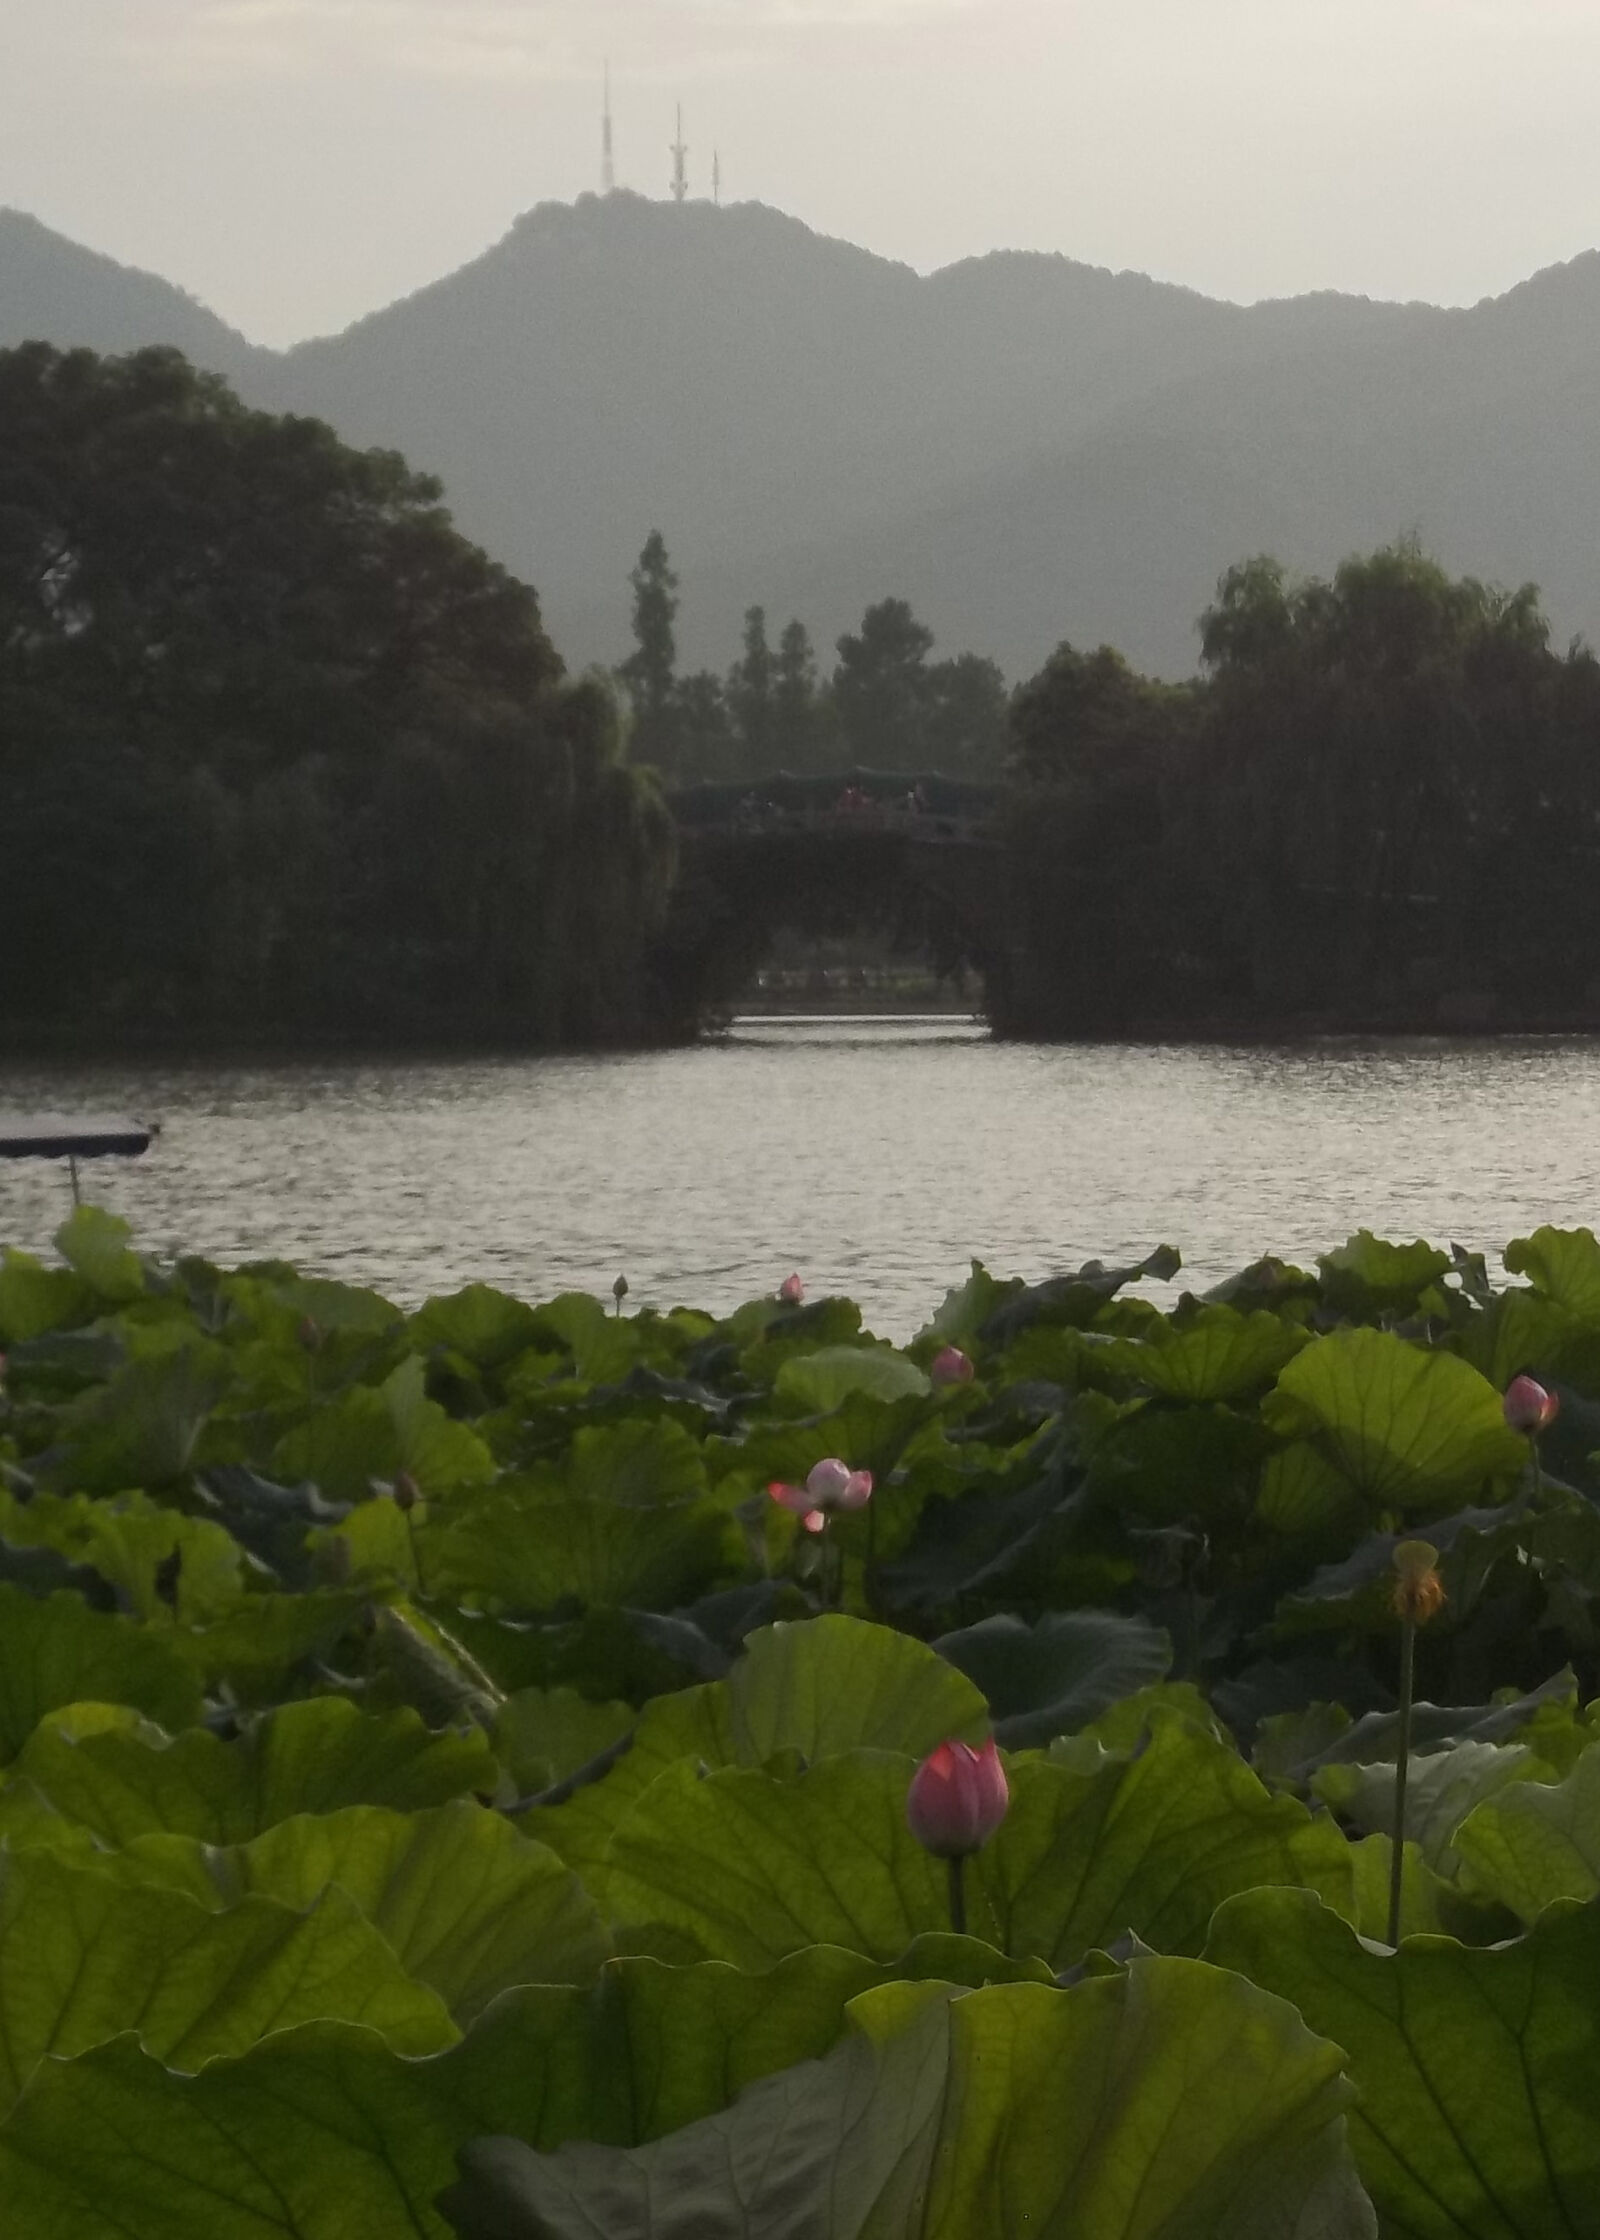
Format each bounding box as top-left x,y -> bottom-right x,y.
680,798 -> 997,846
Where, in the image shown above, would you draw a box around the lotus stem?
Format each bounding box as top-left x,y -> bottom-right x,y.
947,1853 -> 967,1937
1387,1609 -> 1416,1949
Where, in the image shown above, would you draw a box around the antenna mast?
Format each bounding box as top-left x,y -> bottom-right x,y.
713,149 -> 721,206
601,62 -> 615,194
670,106 -> 689,202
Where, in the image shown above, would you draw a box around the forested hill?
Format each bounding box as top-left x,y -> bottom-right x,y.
0,210 -> 267,383
8,195 -> 1600,676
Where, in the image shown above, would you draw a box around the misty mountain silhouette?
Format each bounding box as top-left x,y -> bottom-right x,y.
6,193 -> 1600,678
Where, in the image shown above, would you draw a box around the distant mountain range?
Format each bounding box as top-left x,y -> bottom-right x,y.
6,195 -> 1600,681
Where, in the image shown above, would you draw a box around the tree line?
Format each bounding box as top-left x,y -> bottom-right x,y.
0,344 -> 675,1047
616,530 -> 1008,780
9,343 -> 1600,1048
1001,543 -> 1600,1032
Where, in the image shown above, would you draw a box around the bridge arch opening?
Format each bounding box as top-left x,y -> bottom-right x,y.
654,770 -> 1007,1034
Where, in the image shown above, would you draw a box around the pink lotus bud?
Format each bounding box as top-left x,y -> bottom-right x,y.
1504,1375 -> 1559,1435
392,1470 -> 421,1514
805,1456 -> 872,1512
931,1346 -> 975,1387
779,1272 -> 805,1306
297,1316 -> 322,1352
906,1738 -> 1009,1860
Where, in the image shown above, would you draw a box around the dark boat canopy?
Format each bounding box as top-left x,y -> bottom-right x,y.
0,1117 -> 153,1161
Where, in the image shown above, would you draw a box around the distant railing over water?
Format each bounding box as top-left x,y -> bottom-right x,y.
667,770 -> 1001,848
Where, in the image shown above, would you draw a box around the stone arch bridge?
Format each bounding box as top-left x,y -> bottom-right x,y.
653,770 -> 1012,1033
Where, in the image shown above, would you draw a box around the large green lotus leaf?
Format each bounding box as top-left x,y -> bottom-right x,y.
522,1292 -> 647,1385
0,1847 -> 456,2116
0,1586 -> 200,1760
978,1248 -> 1183,1344
931,1611 -> 1172,1749
1314,1742 -> 1546,1873
272,1355 -> 495,1503
551,1418 -> 710,1506
174,1588 -> 373,1702
600,1753 -> 948,1965
0,1941 -> 1047,2239
171,1802 -> 610,2022
727,1616 -> 989,1764
916,1259 -> 1023,1347
1274,1506 -> 1526,1638
316,1490 -> 420,1586
1454,1744 -> 1600,1921
516,1684 -> 733,1887
1,1697 -> 498,1846
1316,1231 -> 1451,1318
0,1486 -> 248,1623
1457,1286 -> 1582,1395
1083,1398 -> 1272,1524
443,1964 -> 1372,2240
1094,1306 -> 1309,1403
1261,1326 -> 1527,1510
426,1489 -> 738,1615
774,1345 -> 931,1411
1346,1834 -> 1504,1943
978,1716 -> 1356,1970
602,1722 -> 1354,1971
1503,1225 -> 1600,1322
528,1621 -> 988,1888
54,1205 -> 149,1305
0,1249 -> 94,1344
1254,1440 -> 1367,1537
1205,1888 -> 1600,2238
494,1688 -> 637,1797
1305,1670 -> 1583,1775
36,1339 -> 231,1495
410,1286 -> 545,1373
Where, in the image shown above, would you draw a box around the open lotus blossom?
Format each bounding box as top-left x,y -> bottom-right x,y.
930,1345 -> 975,1387
768,1455 -> 873,1523
778,1272 -> 805,1305
1504,1374 -> 1559,1435
906,1737 -> 1010,1859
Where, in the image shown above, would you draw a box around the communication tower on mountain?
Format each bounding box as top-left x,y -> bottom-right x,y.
670,107 -> 689,202
601,63 -> 616,194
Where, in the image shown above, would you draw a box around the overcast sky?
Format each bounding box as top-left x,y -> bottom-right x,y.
4,0 -> 1599,348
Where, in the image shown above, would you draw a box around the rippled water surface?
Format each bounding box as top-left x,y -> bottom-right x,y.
3,1020 -> 1598,1333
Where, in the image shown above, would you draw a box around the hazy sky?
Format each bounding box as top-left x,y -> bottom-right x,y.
5,0 -> 1600,347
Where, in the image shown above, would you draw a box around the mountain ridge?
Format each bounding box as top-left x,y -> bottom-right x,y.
5,195 -> 1600,679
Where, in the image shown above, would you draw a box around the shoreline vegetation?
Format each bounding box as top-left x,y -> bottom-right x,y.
8,340 -> 1600,1057
0,1209 -> 1598,2231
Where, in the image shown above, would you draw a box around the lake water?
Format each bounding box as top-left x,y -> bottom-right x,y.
2,1020 -> 1598,1335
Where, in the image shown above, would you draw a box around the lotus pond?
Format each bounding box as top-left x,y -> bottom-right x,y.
1,1211 -> 1600,2236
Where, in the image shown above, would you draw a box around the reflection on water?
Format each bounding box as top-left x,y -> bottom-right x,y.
2,1023 -> 1598,1335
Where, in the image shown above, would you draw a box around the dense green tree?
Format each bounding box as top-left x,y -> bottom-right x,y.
772,618 -> 830,769
619,529 -> 681,774
922,652 -> 1008,773
0,343 -> 676,1048
676,669 -> 737,781
726,605 -> 774,765
1000,541 -> 1600,1036
833,598 -> 934,769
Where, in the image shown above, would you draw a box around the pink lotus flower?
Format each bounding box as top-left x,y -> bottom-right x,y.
930,1345 -> 975,1387
778,1273 -> 805,1306
906,1738 -> 1010,1859
768,1456 -> 873,1523
1504,1375 -> 1559,1435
